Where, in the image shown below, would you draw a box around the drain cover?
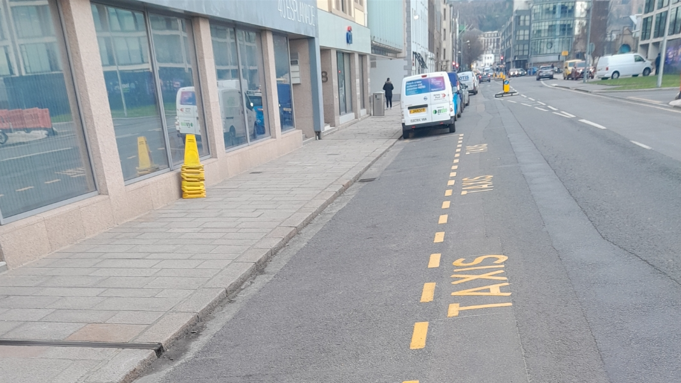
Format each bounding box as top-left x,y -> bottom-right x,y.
250,171 -> 262,174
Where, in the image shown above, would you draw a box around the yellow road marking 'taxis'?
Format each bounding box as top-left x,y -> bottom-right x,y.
420,283 -> 436,302
410,322 -> 429,349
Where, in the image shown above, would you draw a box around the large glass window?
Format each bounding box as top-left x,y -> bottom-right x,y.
92,4 -> 167,181
654,11 -> 669,38
93,5 -> 207,181
0,0 -> 96,221
645,0 -> 656,12
642,16 -> 653,40
273,33 -> 294,132
238,30 -> 269,142
149,15 -> 207,165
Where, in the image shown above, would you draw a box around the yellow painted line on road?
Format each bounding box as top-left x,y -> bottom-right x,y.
449,172 -> 457,177
439,214 -> 448,224
403,381 -> 419,383
447,180 -> 455,186
454,265 -> 504,272
456,148 -> 461,153
434,232 -> 445,243
16,186 -> 34,192
420,282 -> 436,302
428,253 -> 441,268
44,179 -> 61,184
453,159 -> 459,164
455,153 -> 460,158
448,302 -> 512,317
442,201 -> 450,209
410,322 -> 429,349
445,189 -> 452,196
452,165 -> 458,170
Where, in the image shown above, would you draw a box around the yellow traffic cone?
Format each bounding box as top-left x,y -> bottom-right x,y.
136,136 -> 159,176
181,134 -> 205,199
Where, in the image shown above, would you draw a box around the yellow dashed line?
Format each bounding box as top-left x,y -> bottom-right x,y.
434,232 -> 445,242
456,148 -> 461,153
442,201 -> 450,208
461,190 -> 468,195
410,322 -> 429,349
453,159 -> 459,163
438,214 -> 448,224
455,153 -> 460,158
450,172 -> 457,177
16,186 -> 34,192
447,180 -> 455,186
428,253 -> 441,268
452,165 -> 458,170
420,283 -> 436,302
445,189 -> 452,196
403,381 -> 419,383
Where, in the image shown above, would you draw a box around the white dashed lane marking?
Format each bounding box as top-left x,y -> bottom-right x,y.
631,140 -> 652,150
579,119 -> 607,130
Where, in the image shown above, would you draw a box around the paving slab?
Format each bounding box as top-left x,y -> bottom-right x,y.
0,110 -> 401,382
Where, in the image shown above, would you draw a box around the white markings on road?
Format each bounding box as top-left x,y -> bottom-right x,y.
16,186 -> 34,192
578,119 -> 607,130
547,106 -> 558,111
521,95 -> 527,98
507,100 -> 517,103
0,147 -> 72,163
44,179 -> 61,184
631,140 -> 652,150
528,98 -> 535,101
560,111 -> 576,118
537,101 -> 546,105
553,112 -> 574,118
522,103 -> 532,107
627,97 -> 661,104
535,107 -> 548,111
127,155 -> 137,160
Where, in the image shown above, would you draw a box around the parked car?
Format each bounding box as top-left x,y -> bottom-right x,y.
536,66 -> 555,80
508,68 -> 521,77
528,67 -> 538,76
458,71 -> 479,95
563,59 -> 583,80
480,73 -> 492,82
570,61 -> 594,80
460,84 -> 470,106
596,53 -> 653,80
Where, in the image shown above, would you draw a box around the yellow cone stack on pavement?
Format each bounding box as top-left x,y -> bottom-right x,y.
181,134 -> 205,199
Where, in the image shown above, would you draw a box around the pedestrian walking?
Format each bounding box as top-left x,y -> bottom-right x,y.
382,78 -> 394,109
655,53 -> 661,75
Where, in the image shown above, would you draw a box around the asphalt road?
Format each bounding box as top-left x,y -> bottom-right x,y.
137,78 -> 681,383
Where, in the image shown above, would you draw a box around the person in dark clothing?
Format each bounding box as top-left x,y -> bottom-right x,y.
655,53 -> 661,74
382,78 -> 394,109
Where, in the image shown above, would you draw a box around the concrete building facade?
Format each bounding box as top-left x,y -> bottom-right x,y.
0,0 -> 323,270
638,0 -> 681,71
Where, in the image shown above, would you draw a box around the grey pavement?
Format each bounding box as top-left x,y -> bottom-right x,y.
0,108 -> 402,383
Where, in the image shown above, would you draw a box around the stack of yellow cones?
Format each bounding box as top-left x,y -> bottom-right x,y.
181,134 -> 206,199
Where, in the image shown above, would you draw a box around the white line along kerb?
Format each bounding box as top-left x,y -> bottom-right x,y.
535,107 -> 548,111
579,119 -> 607,130
631,140 -> 652,150
548,106 -> 558,111
560,111 -> 576,118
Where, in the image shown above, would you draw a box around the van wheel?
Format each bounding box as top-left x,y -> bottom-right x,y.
0,131 -> 7,145
612,71 -> 620,79
643,68 -> 651,76
449,119 -> 456,133
402,130 -> 410,139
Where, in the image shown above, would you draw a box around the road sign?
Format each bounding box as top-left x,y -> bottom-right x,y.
561,51 -> 569,56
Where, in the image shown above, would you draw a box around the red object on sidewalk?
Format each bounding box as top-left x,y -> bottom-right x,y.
0,108 -> 52,130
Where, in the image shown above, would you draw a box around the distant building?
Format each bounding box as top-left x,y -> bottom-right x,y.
638,0 -> 681,72
481,30 -> 501,64
501,9 -> 531,70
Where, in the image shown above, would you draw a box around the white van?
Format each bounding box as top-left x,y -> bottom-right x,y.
596,54 -> 653,80
401,72 -> 455,139
175,81 -> 254,146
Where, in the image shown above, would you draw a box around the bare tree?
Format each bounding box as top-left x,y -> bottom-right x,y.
461,30 -> 484,70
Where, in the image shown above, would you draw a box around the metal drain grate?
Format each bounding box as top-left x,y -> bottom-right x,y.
358,178 -> 376,183
250,171 -> 262,174
0,339 -> 164,357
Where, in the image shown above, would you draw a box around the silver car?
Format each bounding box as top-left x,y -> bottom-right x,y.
536,66 -> 555,80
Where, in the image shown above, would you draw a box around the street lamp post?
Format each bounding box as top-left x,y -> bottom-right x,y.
583,1 -> 593,84
657,0 -> 674,88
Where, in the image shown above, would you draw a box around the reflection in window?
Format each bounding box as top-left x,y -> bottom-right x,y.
337,51 -> 352,115
237,30 -> 270,142
150,15 -> 207,165
92,4 -> 168,181
0,0 -> 96,221
211,24 -> 249,149
273,34 -> 294,131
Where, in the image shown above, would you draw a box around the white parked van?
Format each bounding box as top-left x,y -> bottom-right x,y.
401,72 -> 455,139
596,54 -> 653,80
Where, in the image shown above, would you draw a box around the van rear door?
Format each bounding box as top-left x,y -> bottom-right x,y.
403,75 -> 451,126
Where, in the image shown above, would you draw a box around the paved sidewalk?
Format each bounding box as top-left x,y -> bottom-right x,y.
0,109 -> 402,383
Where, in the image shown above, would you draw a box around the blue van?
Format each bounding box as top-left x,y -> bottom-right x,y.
446,72 -> 463,119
